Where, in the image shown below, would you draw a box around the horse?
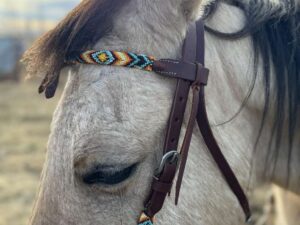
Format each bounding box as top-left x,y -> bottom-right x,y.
22,0 -> 299,224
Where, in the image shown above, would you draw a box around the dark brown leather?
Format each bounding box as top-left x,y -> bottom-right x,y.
143,19 -> 251,222
194,20 -> 251,221
197,86 -> 251,220
175,83 -> 201,205
162,79 -> 191,153
153,59 -> 209,84
152,179 -> 173,193
144,163 -> 178,217
143,23 -> 200,218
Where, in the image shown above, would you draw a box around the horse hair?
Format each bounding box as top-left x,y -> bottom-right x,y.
206,0 -> 300,183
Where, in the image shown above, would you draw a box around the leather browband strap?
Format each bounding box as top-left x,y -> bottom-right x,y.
144,19 -> 251,222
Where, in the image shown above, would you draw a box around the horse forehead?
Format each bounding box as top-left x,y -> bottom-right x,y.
68,68 -> 173,135
75,65 -> 175,109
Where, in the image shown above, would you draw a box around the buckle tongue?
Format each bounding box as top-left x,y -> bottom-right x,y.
155,151 -> 180,177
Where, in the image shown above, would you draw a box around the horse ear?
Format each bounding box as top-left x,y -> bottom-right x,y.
182,0 -> 213,20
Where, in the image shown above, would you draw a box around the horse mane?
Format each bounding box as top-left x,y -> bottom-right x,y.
22,0 -> 130,98
207,0 -> 300,181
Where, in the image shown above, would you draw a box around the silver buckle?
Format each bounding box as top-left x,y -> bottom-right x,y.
155,151 -> 180,176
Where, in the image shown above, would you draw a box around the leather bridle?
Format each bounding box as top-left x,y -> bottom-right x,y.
64,19 -> 251,225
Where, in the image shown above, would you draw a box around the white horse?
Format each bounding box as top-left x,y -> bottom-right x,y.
23,0 -> 299,224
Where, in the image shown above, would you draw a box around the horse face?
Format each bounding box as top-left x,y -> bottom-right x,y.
71,65 -> 177,211
30,65 -> 178,225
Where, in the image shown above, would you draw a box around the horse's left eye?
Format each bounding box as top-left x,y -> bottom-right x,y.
82,164 -> 137,185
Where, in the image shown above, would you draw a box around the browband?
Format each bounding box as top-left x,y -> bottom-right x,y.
64,19 -> 251,225
68,50 -> 208,83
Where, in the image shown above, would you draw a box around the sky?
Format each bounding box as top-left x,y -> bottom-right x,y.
0,0 -> 80,35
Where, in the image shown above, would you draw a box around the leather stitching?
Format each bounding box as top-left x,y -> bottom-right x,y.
159,59 -> 179,64
155,71 -> 177,76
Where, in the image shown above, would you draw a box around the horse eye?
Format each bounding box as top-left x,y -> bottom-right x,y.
82,164 -> 137,185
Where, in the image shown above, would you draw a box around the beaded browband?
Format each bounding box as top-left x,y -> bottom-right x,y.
68,50 -> 156,72
68,49 -> 209,84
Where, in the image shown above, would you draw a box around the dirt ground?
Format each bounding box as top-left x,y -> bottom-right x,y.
0,80 -> 61,225
0,80 -> 289,225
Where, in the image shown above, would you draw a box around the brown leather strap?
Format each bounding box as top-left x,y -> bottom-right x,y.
194,20 -> 251,221
197,87 -> 251,221
162,79 -> 191,153
161,22 -> 199,155
144,162 -> 178,217
153,59 -> 208,83
175,81 -> 201,205
143,23 -> 199,218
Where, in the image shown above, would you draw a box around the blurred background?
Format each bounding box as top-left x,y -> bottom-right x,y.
0,1 -> 79,225
0,1 -> 299,225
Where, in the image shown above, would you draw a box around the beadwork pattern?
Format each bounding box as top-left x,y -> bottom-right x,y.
70,50 -> 156,71
138,212 -> 154,225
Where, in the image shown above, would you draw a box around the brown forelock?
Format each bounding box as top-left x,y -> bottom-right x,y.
22,0 -> 130,97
